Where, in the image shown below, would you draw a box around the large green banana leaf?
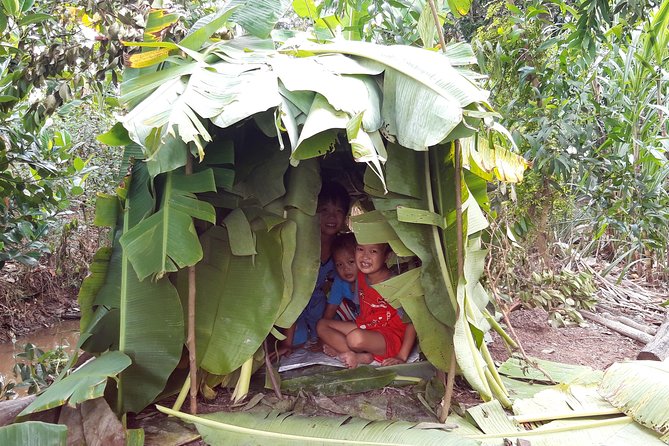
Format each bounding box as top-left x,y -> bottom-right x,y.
296,40 -> 488,151
462,133 -> 529,183
120,168 -> 216,281
77,247 -> 111,332
271,159 -> 321,329
462,377 -> 666,446
0,422 -> 67,446
176,226 -> 283,375
227,0 -> 292,39
19,351 -> 131,416
374,268 -> 454,371
81,164 -> 185,414
158,406 -> 477,445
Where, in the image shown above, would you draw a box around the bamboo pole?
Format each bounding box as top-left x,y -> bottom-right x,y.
427,0 -> 460,422
186,154 -> 198,414
427,0 -> 446,50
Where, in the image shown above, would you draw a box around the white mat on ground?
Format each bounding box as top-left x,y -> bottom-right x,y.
278,345 -> 421,373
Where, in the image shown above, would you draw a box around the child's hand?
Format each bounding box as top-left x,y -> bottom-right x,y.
380,356 -> 406,366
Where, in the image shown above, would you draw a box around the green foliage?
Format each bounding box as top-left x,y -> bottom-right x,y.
281,365 -> 397,396
0,376 -> 16,400
12,343 -> 69,395
19,350 -> 131,416
474,0 -> 669,274
518,270 -> 597,327
0,421 -> 67,446
158,405 -> 478,445
85,0 -> 527,411
294,0 -> 471,46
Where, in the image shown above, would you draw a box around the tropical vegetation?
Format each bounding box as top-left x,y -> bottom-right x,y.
0,0 -> 668,444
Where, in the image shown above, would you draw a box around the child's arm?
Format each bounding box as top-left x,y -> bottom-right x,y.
381,324 -> 416,366
323,303 -> 338,320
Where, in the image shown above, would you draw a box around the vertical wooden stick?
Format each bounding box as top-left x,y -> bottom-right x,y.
263,340 -> 283,400
427,0 -> 447,50
439,141 -> 465,421
186,154 -> 198,414
427,0 -> 460,421
439,347 -> 457,422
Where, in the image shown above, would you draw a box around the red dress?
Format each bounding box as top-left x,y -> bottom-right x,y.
355,272 -> 407,361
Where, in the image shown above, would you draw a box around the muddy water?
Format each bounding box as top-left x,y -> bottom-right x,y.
0,319 -> 80,387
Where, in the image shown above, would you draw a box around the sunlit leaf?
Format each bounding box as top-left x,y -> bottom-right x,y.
20,351 -> 131,415
600,361 -> 669,437
158,406 -> 477,445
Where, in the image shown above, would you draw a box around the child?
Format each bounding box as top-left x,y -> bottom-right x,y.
272,182 -> 350,359
317,242 -> 416,368
323,232 -> 359,322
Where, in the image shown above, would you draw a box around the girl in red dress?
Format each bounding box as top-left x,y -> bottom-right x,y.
317,242 -> 416,368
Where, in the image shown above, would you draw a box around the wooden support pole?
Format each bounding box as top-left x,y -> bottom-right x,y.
186,154 -> 198,414
427,0 -> 460,421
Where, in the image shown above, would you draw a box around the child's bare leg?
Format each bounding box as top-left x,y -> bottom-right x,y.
336,329 -> 386,368
339,351 -> 374,368
346,328 -> 387,357
317,319 -> 357,355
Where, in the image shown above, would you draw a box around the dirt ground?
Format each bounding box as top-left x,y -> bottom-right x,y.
488,307 -> 644,370
0,263 -> 81,343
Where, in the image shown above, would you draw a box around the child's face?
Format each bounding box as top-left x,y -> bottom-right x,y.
355,243 -> 389,276
333,248 -> 357,283
318,201 -> 346,237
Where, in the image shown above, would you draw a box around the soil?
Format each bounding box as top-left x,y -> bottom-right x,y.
0,263 -> 81,343
488,307 -> 644,370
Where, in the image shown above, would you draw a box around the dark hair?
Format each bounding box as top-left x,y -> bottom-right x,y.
318,182 -> 350,212
332,232 -> 356,256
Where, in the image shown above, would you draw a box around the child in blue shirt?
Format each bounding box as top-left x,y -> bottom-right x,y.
325,232 -> 359,322
272,182 -> 350,358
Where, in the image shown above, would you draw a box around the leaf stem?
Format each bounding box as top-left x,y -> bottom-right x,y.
510,408 -> 622,424
427,0 -> 447,51
466,415 -> 632,439
155,405 -> 407,445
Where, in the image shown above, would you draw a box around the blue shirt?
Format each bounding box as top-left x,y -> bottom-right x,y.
328,275 -> 356,306
292,258 -> 334,345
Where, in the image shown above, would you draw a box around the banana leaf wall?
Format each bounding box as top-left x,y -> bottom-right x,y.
78,30 -> 528,414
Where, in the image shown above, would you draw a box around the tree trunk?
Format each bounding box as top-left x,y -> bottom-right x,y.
0,395 -> 35,426
645,248 -> 653,284
637,312 -> 669,361
582,311 -> 653,344
535,179 -> 553,269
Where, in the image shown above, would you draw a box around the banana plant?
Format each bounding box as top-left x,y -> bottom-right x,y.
79,162 -> 185,414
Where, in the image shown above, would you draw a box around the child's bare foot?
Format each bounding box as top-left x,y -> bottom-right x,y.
323,344 -> 338,357
338,351 -> 374,368
307,339 -> 323,352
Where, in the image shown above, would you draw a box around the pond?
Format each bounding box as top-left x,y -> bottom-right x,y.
0,319 -> 80,394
